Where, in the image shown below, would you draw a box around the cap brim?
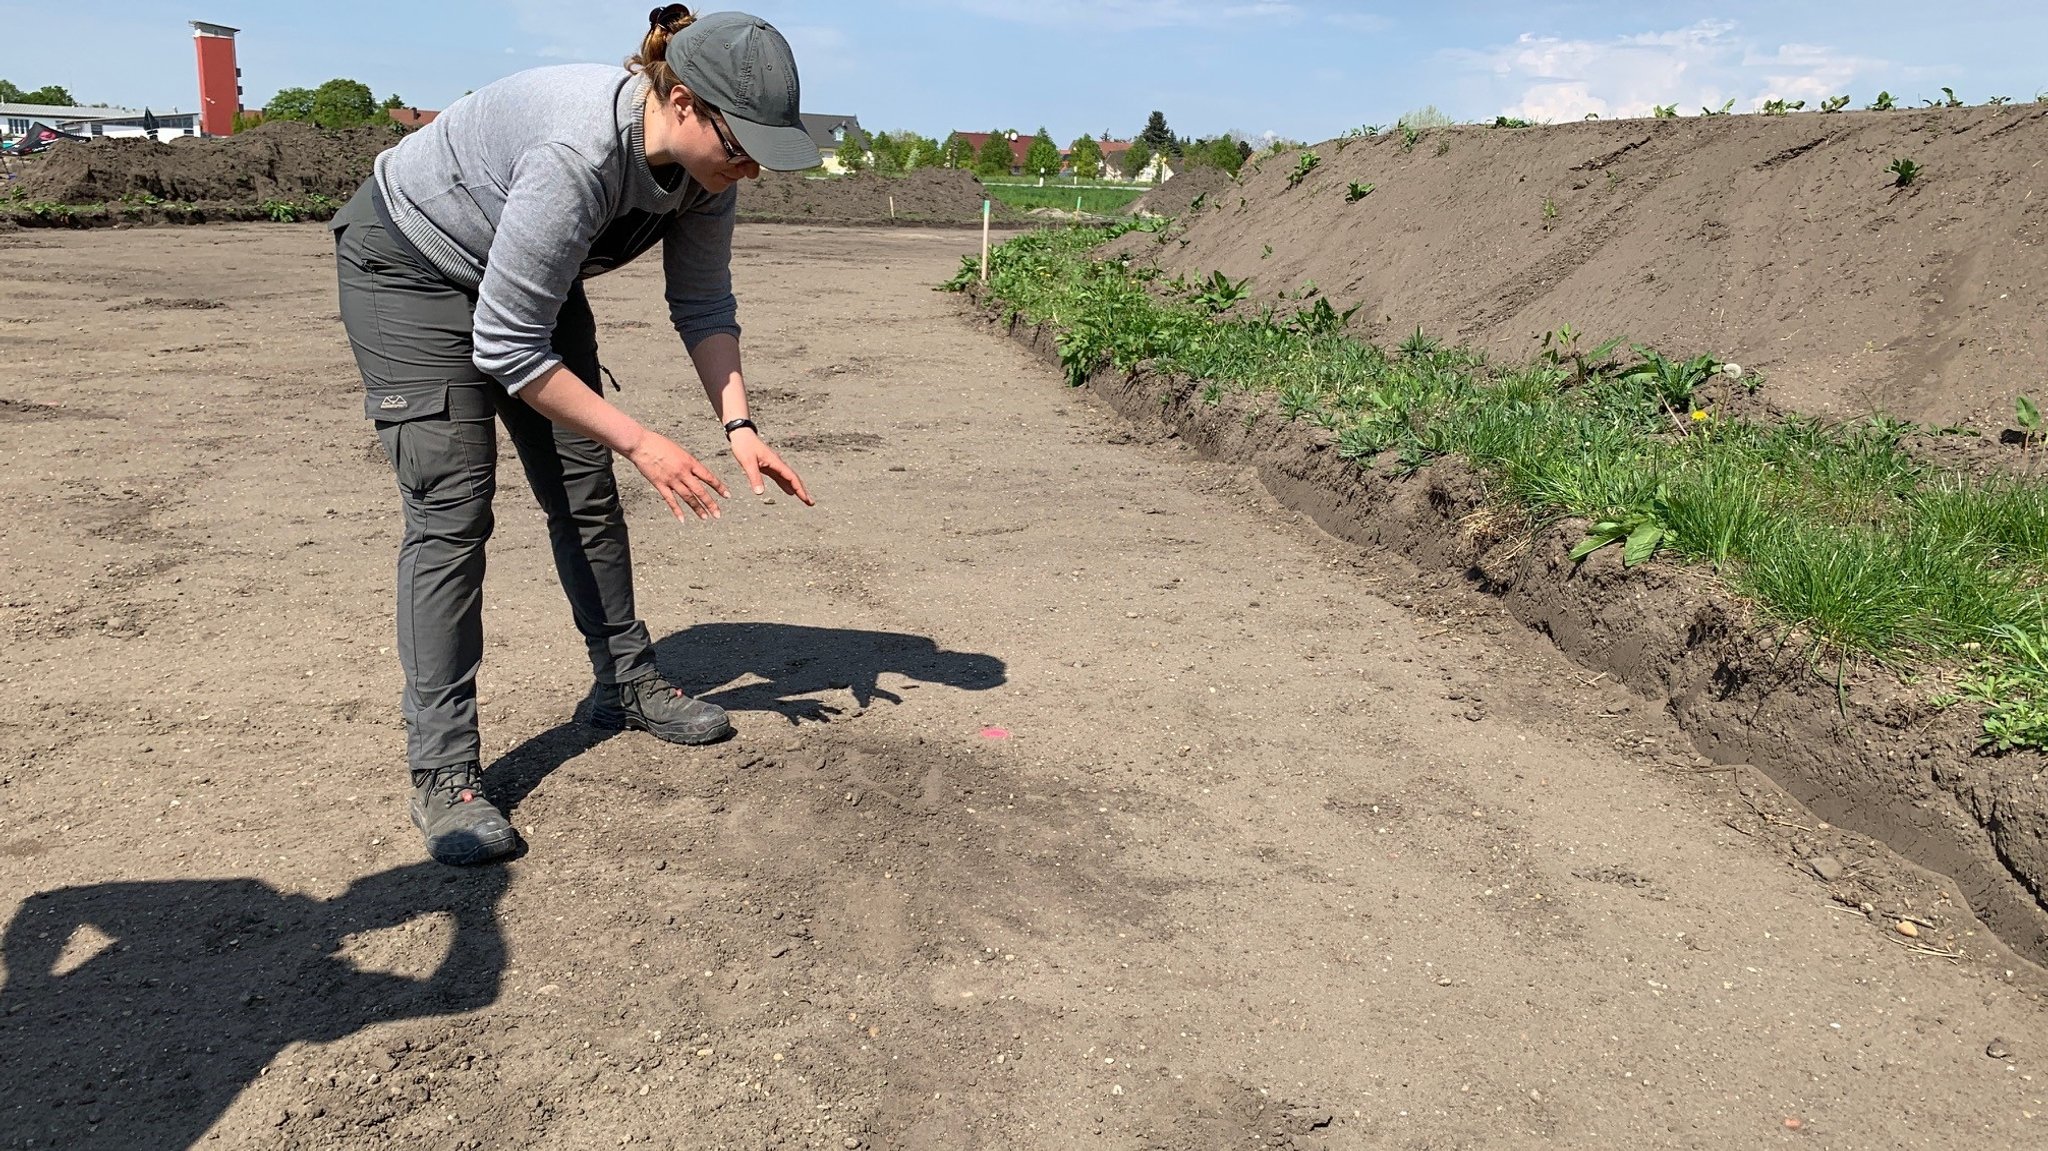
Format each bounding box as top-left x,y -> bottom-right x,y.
725,116 -> 822,172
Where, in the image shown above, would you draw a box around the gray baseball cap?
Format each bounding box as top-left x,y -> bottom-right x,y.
667,11 -> 821,171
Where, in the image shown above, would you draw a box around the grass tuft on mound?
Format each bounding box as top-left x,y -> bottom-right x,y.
950,223 -> 2048,751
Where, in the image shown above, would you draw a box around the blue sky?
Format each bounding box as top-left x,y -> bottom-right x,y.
4,3 -> 2042,142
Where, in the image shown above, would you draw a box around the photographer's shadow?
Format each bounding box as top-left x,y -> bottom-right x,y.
668,621 -> 1007,723
0,864 -> 509,1150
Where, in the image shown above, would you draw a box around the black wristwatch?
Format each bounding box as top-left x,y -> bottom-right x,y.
722,417 -> 758,439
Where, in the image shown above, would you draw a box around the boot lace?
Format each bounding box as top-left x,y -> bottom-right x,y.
420,764 -> 485,807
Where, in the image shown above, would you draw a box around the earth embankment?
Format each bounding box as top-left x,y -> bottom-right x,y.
740,168 -> 1015,226
10,120 -> 386,205
4,123 -> 1005,228
1128,106 -> 2048,432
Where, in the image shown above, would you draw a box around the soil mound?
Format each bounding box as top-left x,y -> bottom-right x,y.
12,127 -> 1012,230
1129,166 -> 1236,216
1121,106 -> 2048,432
13,120 -> 390,205
737,168 -> 1016,226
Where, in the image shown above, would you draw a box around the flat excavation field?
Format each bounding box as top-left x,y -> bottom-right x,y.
2,223 -> 2045,1150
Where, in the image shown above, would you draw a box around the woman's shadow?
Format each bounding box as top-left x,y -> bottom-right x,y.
0,864 -> 509,1150
486,622 -> 1008,813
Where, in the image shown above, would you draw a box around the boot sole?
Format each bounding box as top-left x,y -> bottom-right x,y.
410,801 -> 521,866
590,704 -> 734,746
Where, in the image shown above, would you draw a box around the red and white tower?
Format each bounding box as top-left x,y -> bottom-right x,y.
190,21 -> 242,137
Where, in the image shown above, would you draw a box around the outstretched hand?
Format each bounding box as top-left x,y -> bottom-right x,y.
624,432 -> 730,521
728,429 -> 815,506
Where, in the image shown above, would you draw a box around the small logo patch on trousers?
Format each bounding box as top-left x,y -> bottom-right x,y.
378,394 -> 410,411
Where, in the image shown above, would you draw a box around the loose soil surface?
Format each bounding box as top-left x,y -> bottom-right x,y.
1124,106 -> 2048,432
3,224 -> 2047,1149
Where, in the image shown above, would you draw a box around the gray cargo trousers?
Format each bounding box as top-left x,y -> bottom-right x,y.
332,186 -> 656,775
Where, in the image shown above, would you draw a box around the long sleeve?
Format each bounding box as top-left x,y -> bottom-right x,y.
662,185 -> 741,350
470,143 -> 610,391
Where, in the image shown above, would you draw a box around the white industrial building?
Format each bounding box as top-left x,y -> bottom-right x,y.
0,103 -> 201,141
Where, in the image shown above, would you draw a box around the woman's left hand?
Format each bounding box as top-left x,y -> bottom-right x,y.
728,429 -> 815,506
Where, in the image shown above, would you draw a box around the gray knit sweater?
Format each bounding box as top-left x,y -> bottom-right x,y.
374,64 -> 739,392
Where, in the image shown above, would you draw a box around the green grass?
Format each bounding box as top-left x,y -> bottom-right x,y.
951,223 -> 2048,751
982,184 -> 1147,215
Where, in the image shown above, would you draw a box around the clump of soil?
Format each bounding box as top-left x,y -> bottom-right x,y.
1122,106 -> 2048,432
12,120 -> 389,205
1129,166 -> 1238,216
737,168 -> 1016,226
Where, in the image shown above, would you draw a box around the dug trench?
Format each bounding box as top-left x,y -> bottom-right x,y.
971,299 -> 2048,971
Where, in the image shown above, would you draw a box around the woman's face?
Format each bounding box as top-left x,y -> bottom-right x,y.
663,88 -> 762,192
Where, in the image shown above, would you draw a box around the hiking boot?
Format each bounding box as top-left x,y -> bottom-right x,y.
590,675 -> 732,745
409,764 -> 520,866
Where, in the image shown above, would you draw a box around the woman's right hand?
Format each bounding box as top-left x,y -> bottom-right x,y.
625,432 -> 730,521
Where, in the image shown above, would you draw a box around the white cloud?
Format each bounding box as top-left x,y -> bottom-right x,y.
1452,20 -> 1889,121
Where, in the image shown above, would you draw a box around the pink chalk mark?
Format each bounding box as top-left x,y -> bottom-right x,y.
980,727 -> 1012,741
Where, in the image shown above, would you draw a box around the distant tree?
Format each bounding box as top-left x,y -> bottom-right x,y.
1203,135 -> 1245,175
974,130 -> 1016,178
0,79 -> 24,104
381,93 -> 406,111
1023,128 -> 1062,181
1068,135 -> 1104,179
310,79 -> 378,129
265,86 -> 318,121
17,84 -> 78,107
231,109 -> 267,133
1120,138 -> 1154,180
867,130 -> 909,174
940,132 -> 975,169
1140,110 -> 1174,154
837,127 -> 871,173
909,134 -> 945,169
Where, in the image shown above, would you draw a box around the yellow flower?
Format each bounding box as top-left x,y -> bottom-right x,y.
1690,409 -> 1710,422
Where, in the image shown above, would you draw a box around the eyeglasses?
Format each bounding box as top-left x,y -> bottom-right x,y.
702,105 -> 750,165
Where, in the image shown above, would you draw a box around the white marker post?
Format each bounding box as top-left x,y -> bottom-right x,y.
980,198 -> 991,284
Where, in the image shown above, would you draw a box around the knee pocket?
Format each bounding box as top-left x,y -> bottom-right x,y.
380,416 -> 499,517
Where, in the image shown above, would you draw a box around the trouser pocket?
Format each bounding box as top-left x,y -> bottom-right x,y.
364,381 -> 448,421
377,387 -> 499,498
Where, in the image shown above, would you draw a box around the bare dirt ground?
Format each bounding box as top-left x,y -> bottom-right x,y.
3,224 -> 2047,1150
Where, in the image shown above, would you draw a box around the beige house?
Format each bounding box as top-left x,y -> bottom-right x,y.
801,113 -> 866,174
